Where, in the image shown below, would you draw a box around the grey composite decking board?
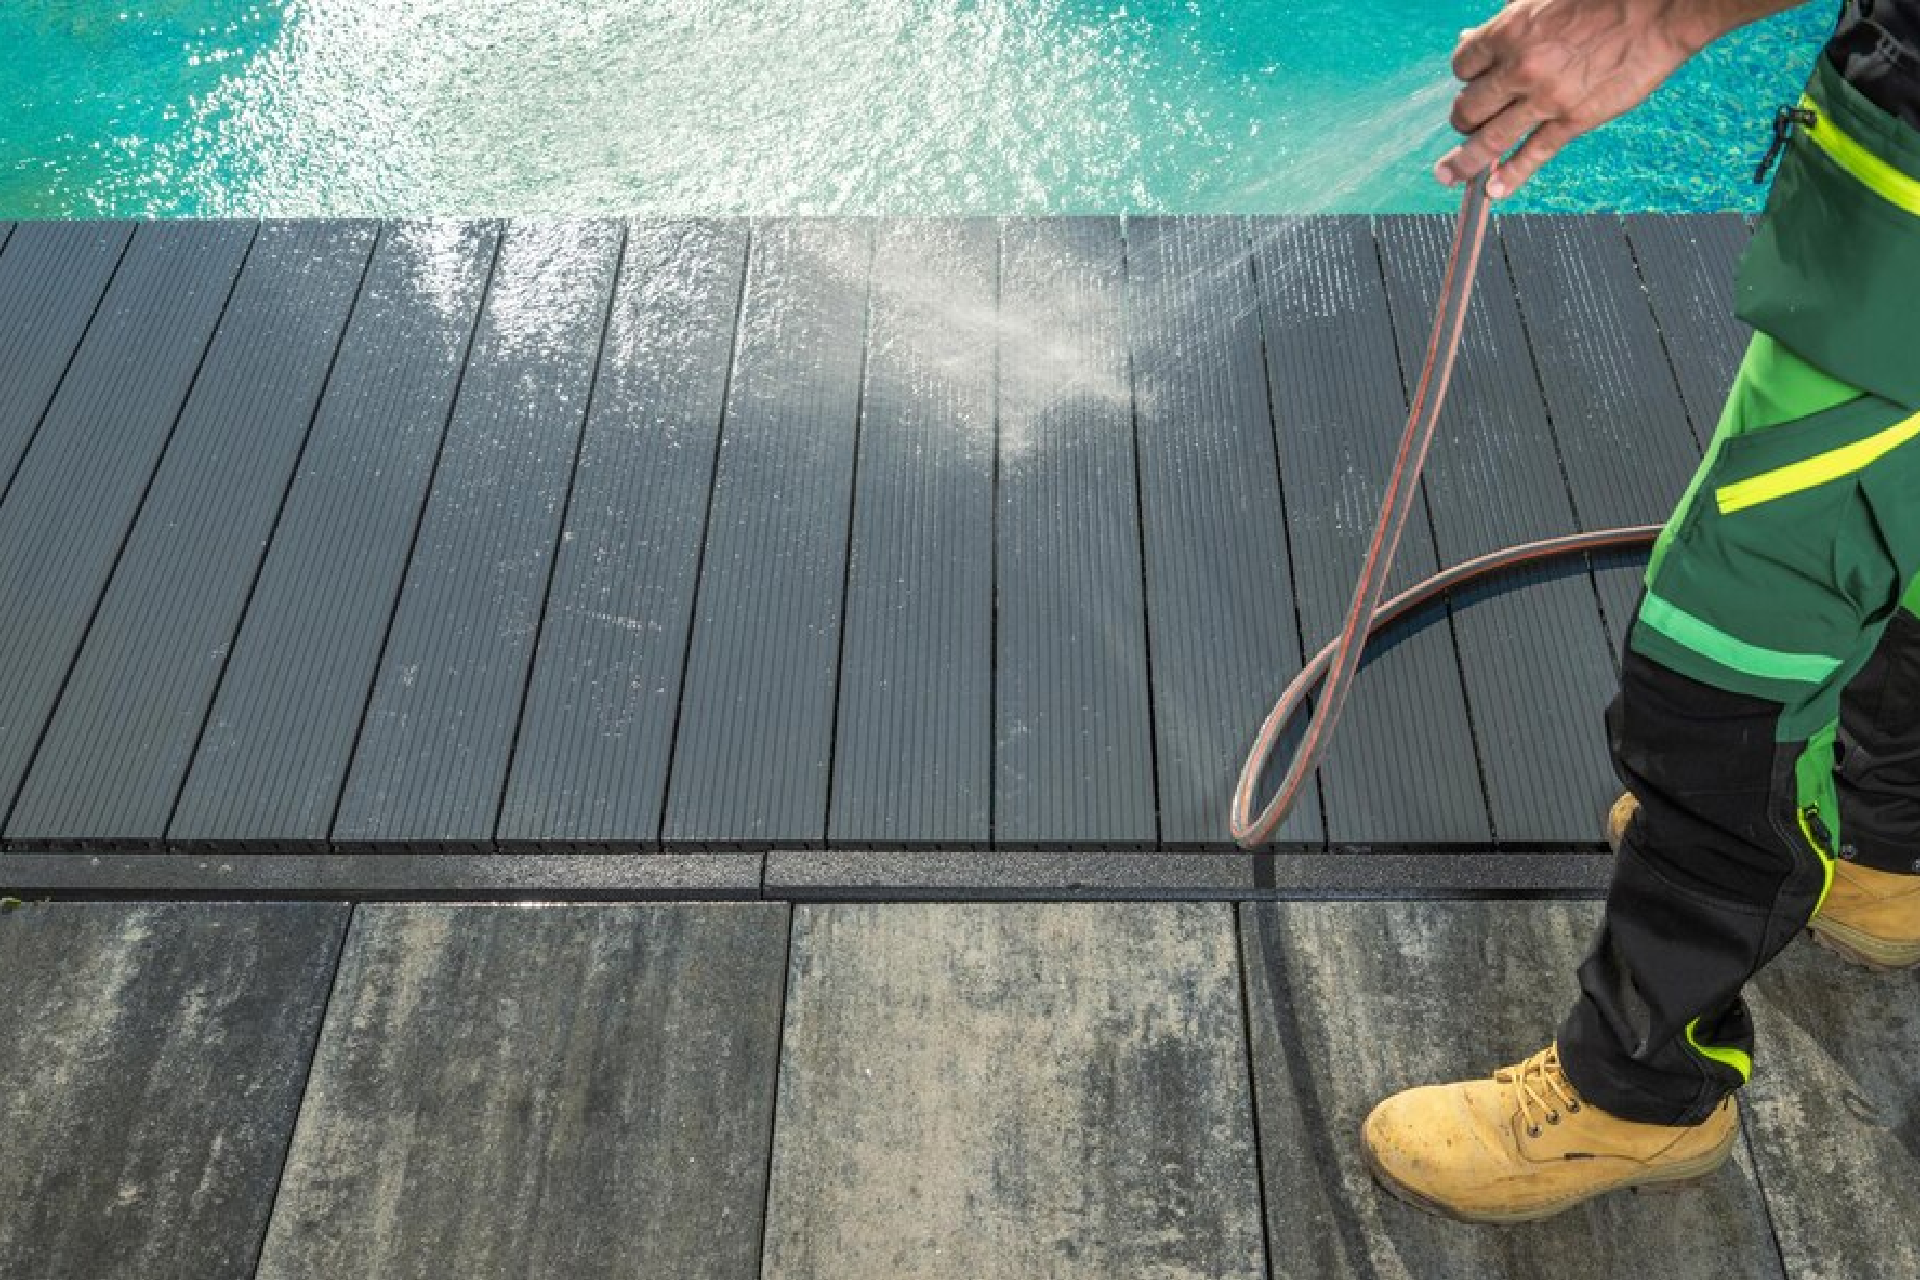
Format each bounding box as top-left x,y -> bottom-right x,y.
994,217 -> 1158,847
255,903 -> 788,1280
1499,215 -> 1701,649
168,221 -> 500,849
497,220 -> 748,848
1128,216 -> 1321,848
828,220 -> 996,846
0,221 -> 254,826
0,221 -> 132,502
761,904 -> 1265,1279
1250,216 -> 1487,847
1744,943 -> 1920,1279
1621,213 -> 1751,438
332,220 -> 624,848
0,901 -> 347,1280
1239,900 -> 1787,1279
7,222 -> 378,849
1375,215 -> 1622,844
662,220 -> 875,847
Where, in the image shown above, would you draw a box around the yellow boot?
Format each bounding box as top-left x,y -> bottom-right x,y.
1606,792 -> 1638,855
1362,1045 -> 1739,1224
1809,860 -> 1920,970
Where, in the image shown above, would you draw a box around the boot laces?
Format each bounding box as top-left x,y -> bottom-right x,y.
1495,1045 -> 1584,1138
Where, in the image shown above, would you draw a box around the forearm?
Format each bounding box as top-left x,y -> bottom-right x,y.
1671,0 -> 1818,54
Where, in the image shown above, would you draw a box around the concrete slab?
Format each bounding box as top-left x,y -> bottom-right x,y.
1745,939 -> 1920,1280
761,902 -> 1266,1279
0,901 -> 345,1280
1240,900 -> 1785,1278
255,903 -> 789,1280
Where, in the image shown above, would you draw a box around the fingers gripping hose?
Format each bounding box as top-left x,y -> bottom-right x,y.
1228,175 -> 1662,849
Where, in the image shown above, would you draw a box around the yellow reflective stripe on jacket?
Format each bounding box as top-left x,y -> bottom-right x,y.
1798,93 -> 1920,216
1714,406 -> 1920,514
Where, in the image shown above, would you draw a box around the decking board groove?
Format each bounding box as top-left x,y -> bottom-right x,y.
1621,213 -> 1750,441
169,221 -> 500,850
828,220 -> 997,847
1375,214 -> 1622,844
497,220 -> 750,849
0,221 -> 133,510
1252,216 -> 1488,848
661,219 -> 876,848
994,217 -> 1158,848
1499,216 -> 1702,652
0,221 -> 256,831
332,220 -> 624,850
1128,216 -> 1323,848
7,221 -> 378,848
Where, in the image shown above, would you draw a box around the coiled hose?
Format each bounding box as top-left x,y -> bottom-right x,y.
1229,174 -> 1663,849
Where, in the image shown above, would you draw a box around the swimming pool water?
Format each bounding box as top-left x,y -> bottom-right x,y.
5,0 -> 1829,218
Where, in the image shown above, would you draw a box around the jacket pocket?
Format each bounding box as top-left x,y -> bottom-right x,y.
1736,57 -> 1920,411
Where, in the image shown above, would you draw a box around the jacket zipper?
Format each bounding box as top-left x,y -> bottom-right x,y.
1756,104 -> 1819,184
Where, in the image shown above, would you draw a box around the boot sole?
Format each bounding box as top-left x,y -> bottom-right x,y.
1808,919 -> 1920,972
1361,1122 -> 1739,1225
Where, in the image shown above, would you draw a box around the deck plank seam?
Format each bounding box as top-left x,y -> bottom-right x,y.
820,229 -> 881,848
654,223 -> 756,849
1241,902 -> 1389,1267
1737,1120 -> 1797,1279
1242,217 -> 1330,851
1118,217 -> 1167,848
749,898 -> 797,1275
321,224 -> 506,850
489,221 -> 634,847
1,221 -> 263,843
0,224 -> 136,515
1618,216 -> 1716,457
242,902 -> 356,1280
1229,903 -> 1279,1280
160,223 -> 384,853
1368,215 -> 1503,843
1491,222 -> 1625,678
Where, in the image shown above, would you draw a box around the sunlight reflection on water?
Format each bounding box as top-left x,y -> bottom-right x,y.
5,0 -> 1826,217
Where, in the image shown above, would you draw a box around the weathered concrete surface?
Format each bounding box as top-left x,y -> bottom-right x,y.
1240,901 -> 1786,1279
1746,939 -> 1920,1280
761,902 -> 1265,1280
0,901 -> 346,1280
254,903 -> 788,1280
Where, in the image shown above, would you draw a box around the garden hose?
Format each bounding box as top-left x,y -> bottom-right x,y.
1229,172 -> 1663,849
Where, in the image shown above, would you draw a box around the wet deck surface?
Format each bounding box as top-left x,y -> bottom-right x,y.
12,215 -> 1912,1277
0,214 -> 1751,898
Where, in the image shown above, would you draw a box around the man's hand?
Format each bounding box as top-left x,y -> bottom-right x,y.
1437,0 -> 1739,197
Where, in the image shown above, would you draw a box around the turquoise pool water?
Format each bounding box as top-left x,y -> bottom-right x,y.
6,1 -> 1829,218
